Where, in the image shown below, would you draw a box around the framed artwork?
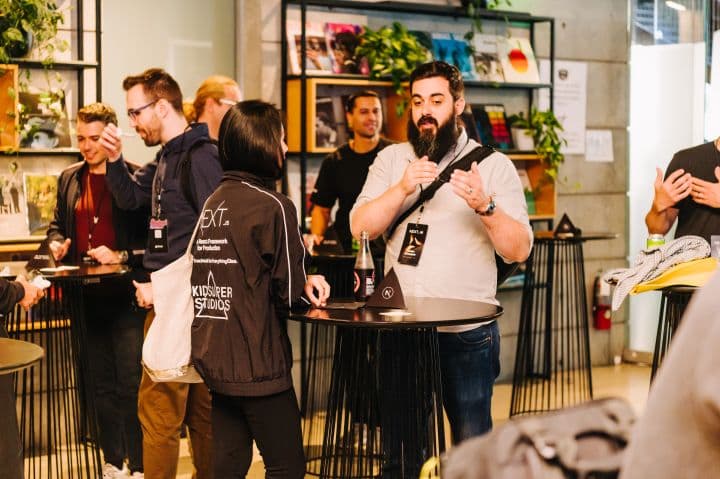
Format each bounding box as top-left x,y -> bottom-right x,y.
24,173 -> 58,235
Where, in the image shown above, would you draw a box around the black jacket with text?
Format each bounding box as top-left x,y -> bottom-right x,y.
190,171 -> 309,396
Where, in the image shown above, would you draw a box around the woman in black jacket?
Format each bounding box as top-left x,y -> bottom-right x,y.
190,100 -> 329,478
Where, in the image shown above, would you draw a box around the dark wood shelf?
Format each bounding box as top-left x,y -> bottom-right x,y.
12,59 -> 99,70
0,148 -> 81,157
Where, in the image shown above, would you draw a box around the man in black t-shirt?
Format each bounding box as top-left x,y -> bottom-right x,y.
308,90 -> 392,252
646,139 -> 720,243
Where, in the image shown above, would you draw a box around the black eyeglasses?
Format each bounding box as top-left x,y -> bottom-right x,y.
127,100 -> 158,120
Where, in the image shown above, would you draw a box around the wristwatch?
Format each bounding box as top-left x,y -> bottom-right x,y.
118,250 -> 129,264
476,197 -> 496,216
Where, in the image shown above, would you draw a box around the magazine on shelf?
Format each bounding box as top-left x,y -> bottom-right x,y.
497,36 -> 540,84
315,96 -> 341,149
324,23 -> 369,75
286,20 -> 334,75
471,104 -> 514,150
431,33 -> 476,80
18,89 -> 71,149
471,34 -> 505,82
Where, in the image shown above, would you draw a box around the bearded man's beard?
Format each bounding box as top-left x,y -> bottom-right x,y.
407,114 -> 460,163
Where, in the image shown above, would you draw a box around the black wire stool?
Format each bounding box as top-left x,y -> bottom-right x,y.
650,286 -> 695,382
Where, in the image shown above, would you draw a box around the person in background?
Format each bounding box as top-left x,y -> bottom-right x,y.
182,75 -> 242,140
189,99 -> 329,478
0,277 -> 44,479
47,102 -> 148,479
308,90 -> 392,253
645,138 -> 720,243
99,68 -> 221,479
350,61 -> 532,476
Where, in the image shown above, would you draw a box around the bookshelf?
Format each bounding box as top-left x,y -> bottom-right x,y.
280,0 -> 556,224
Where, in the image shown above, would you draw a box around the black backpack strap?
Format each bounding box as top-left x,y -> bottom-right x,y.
177,138 -> 217,213
387,145 -> 495,238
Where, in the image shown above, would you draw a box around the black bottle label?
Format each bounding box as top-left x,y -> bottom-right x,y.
353,268 -> 375,301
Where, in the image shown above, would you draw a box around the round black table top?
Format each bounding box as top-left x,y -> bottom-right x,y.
0,338 -> 44,375
534,231 -> 618,242
0,261 -> 129,281
290,296 -> 503,329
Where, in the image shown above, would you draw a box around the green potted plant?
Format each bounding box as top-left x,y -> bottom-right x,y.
508,107 -> 567,185
462,0 -> 513,43
355,22 -> 429,116
0,0 -> 67,65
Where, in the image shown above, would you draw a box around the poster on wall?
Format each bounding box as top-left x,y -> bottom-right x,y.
0,160 -> 29,237
539,59 -> 587,155
24,173 -> 58,236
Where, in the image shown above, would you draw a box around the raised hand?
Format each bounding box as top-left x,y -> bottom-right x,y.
449,161 -> 491,213
690,166 -> 720,209
399,156 -> 438,195
652,167 -> 691,213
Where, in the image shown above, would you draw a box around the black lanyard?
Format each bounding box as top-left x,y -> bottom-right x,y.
151,151 -> 167,219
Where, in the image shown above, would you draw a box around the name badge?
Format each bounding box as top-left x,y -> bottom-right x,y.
398,223 -> 428,266
149,218 -> 169,253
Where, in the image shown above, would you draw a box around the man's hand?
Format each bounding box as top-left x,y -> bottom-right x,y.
399,156 -> 438,195
449,161 -> 491,213
49,239 -> 71,261
304,274 -> 330,307
15,275 -> 44,311
133,280 -> 154,309
302,233 -> 323,252
652,167 -> 691,213
99,123 -> 123,162
87,246 -> 122,265
690,166 -> 720,208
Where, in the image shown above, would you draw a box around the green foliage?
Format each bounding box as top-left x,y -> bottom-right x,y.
464,0 -> 513,43
355,22 -> 429,116
509,107 -> 567,185
0,0 -> 68,65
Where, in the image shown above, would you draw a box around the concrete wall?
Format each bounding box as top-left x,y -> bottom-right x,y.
240,0 -> 631,382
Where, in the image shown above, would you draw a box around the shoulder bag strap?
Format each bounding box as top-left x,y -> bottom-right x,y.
386,145 -> 495,238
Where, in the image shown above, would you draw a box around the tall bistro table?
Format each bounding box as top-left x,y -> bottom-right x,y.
290,297 -> 502,479
510,232 -> 617,417
3,262 -> 131,479
0,338 -> 44,479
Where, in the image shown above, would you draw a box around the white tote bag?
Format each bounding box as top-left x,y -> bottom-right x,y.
142,214 -> 204,383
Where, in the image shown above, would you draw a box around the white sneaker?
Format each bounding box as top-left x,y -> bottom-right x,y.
102,463 -> 128,478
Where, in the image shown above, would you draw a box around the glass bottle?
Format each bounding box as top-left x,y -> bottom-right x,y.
353,231 -> 375,301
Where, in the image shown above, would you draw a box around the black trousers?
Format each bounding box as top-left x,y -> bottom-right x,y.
211,388 -> 305,479
0,322 -> 23,479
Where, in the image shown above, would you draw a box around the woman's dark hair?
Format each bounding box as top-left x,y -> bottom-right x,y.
218,100 -> 283,178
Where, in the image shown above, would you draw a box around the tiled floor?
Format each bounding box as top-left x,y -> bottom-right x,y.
175,363 -> 652,478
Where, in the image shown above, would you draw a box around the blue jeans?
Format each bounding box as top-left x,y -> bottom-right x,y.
439,321 -> 501,444
84,289 -> 145,472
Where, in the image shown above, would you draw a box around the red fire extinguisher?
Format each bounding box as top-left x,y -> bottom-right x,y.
593,273 -> 612,330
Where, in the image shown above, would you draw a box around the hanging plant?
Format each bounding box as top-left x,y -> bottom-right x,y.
0,0 -> 68,65
355,22 -> 429,116
463,0 -> 513,44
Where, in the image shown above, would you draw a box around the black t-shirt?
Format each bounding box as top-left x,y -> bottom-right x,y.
665,141 -> 720,243
310,138 -> 392,252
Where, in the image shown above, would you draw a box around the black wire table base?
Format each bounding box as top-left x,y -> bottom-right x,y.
6,279 -> 102,478
510,238 -> 594,416
301,324 -> 444,479
650,287 -> 694,382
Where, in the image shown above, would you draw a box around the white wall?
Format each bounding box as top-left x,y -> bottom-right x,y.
627,42 -> 705,352
101,0 -> 236,164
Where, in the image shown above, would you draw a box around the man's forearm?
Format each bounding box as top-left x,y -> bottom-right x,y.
645,203 -> 677,236
310,206 -> 331,237
483,209 -> 532,262
351,183 -> 408,240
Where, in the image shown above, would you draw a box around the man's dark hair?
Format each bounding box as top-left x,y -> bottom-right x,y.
345,90 -> 380,113
77,102 -> 118,126
218,100 -> 283,179
122,68 -> 184,114
409,61 -> 464,101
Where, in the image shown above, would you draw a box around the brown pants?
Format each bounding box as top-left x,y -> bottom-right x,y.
138,310 -> 213,479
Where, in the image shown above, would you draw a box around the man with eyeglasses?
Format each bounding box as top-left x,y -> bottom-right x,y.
183,75 -> 242,140
99,68 -> 221,479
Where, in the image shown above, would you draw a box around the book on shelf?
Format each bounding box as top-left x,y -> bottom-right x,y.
0,162 -> 29,236
431,33 -> 476,80
497,36 -> 540,84
516,168 -> 536,214
324,23 -> 369,75
315,96 -> 347,149
471,34 -> 505,82
286,20 -> 334,75
471,104 -> 514,150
